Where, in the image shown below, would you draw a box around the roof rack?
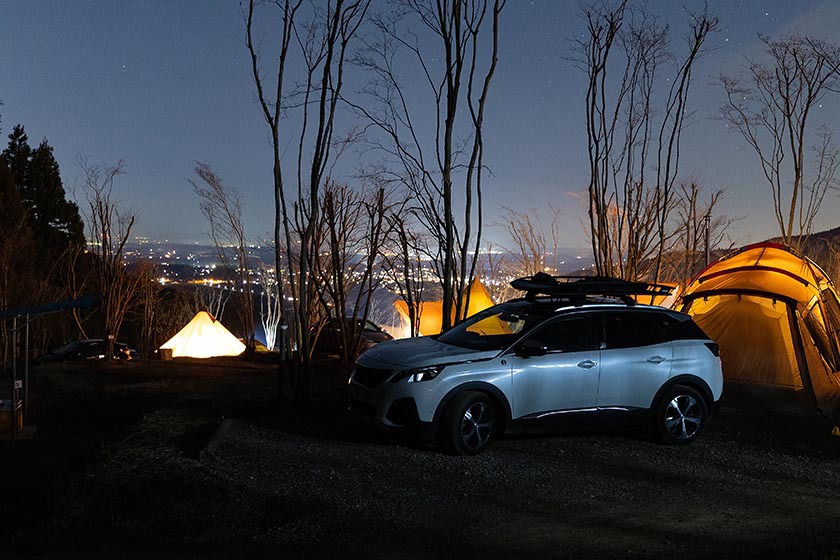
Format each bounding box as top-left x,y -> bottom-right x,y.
510,272 -> 673,305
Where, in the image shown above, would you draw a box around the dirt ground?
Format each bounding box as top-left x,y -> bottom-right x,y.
1,356 -> 840,559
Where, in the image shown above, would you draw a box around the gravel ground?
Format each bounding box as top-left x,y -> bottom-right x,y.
199,402 -> 840,559
2,358 -> 840,559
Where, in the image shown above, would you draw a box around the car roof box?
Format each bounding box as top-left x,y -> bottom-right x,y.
510,272 -> 672,304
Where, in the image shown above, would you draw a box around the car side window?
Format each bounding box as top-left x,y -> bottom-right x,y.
527,315 -> 599,353
603,312 -> 670,349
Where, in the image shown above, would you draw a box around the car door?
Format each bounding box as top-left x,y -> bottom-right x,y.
509,313 -> 601,419
597,311 -> 674,409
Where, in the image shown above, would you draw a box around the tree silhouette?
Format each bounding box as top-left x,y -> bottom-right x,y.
2,125 -> 30,194
2,126 -> 85,263
721,35 -> 840,249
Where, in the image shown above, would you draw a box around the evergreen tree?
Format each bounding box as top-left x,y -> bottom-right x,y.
2,126 -> 85,261
0,157 -> 31,311
0,156 -> 24,228
0,123 -> 87,350
2,125 -> 31,194
27,140 -> 85,255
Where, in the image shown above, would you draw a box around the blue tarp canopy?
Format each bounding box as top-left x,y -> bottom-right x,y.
0,296 -> 98,321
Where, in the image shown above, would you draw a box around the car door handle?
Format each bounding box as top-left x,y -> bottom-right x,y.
647,356 -> 666,364
577,360 -> 597,369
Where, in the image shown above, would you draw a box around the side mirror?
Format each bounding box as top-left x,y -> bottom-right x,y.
518,339 -> 548,357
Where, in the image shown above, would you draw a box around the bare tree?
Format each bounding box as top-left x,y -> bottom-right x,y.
256,261 -> 282,351
312,181 -> 389,364
480,244 -> 513,304
815,237 -> 840,285
354,0 -> 506,331
499,206 -> 563,277
155,286 -> 195,347
477,206 -> 565,307
190,285 -> 229,320
246,0 -> 370,400
190,163 -> 255,351
135,260 -> 159,356
720,35 -> 840,249
381,203 -> 426,338
80,158 -> 143,359
65,245 -> 92,340
662,180 -> 733,283
574,1 -> 717,281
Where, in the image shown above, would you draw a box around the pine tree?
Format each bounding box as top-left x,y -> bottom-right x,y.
0,157 -> 31,311
2,125 -> 31,194
2,127 -> 85,261
1,124 -> 87,350
0,157 -> 24,229
27,140 -> 85,255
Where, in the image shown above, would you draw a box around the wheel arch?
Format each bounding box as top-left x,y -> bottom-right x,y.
651,374 -> 714,414
433,382 -> 512,435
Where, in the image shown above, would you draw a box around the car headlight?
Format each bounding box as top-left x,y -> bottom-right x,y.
390,364 -> 445,383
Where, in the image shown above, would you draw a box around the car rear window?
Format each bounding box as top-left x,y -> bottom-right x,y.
653,313 -> 709,341
602,312 -> 671,348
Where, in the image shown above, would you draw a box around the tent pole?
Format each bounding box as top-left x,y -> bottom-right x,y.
24,315 -> 29,424
704,212 -> 711,267
10,317 -> 16,442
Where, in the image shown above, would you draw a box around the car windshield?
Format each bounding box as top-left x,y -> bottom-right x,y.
437,302 -> 553,351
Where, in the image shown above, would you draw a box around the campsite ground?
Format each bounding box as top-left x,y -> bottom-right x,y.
1,356 -> 840,559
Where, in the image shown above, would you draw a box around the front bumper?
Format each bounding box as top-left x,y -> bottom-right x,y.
348,391 -> 436,440
348,373 -> 439,440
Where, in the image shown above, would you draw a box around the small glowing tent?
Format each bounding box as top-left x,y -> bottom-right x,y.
679,243 -> 840,419
160,311 -> 246,358
394,279 -> 496,337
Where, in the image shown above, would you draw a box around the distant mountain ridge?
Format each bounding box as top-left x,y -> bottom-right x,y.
767,226 -> 840,280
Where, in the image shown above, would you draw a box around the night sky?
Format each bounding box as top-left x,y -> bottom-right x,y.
3,0 -> 840,250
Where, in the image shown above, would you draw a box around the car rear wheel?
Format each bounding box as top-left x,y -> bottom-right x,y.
653,384 -> 707,445
440,391 -> 496,455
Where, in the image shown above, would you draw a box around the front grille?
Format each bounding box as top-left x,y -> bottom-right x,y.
353,365 -> 393,387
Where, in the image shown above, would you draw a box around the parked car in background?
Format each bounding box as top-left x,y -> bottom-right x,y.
36,339 -> 137,363
313,317 -> 393,355
349,274 -> 723,455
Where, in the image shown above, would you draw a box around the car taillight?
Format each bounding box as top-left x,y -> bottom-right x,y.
704,342 -> 720,357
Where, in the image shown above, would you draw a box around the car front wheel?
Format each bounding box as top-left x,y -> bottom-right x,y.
440,391 -> 496,455
653,384 -> 708,445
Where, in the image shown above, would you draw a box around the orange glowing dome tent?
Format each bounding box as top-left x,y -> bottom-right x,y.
394,279 -> 496,336
159,311 -> 246,358
679,242 -> 840,419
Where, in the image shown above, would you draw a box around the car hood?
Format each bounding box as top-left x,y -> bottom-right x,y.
363,331 -> 393,343
357,336 -> 498,369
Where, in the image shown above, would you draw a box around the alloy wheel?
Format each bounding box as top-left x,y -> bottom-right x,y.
664,394 -> 703,440
460,401 -> 493,451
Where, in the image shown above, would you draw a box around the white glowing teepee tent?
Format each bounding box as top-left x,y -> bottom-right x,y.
160,311 -> 246,358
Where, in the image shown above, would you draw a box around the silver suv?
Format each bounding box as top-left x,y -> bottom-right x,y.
348,275 -> 723,454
